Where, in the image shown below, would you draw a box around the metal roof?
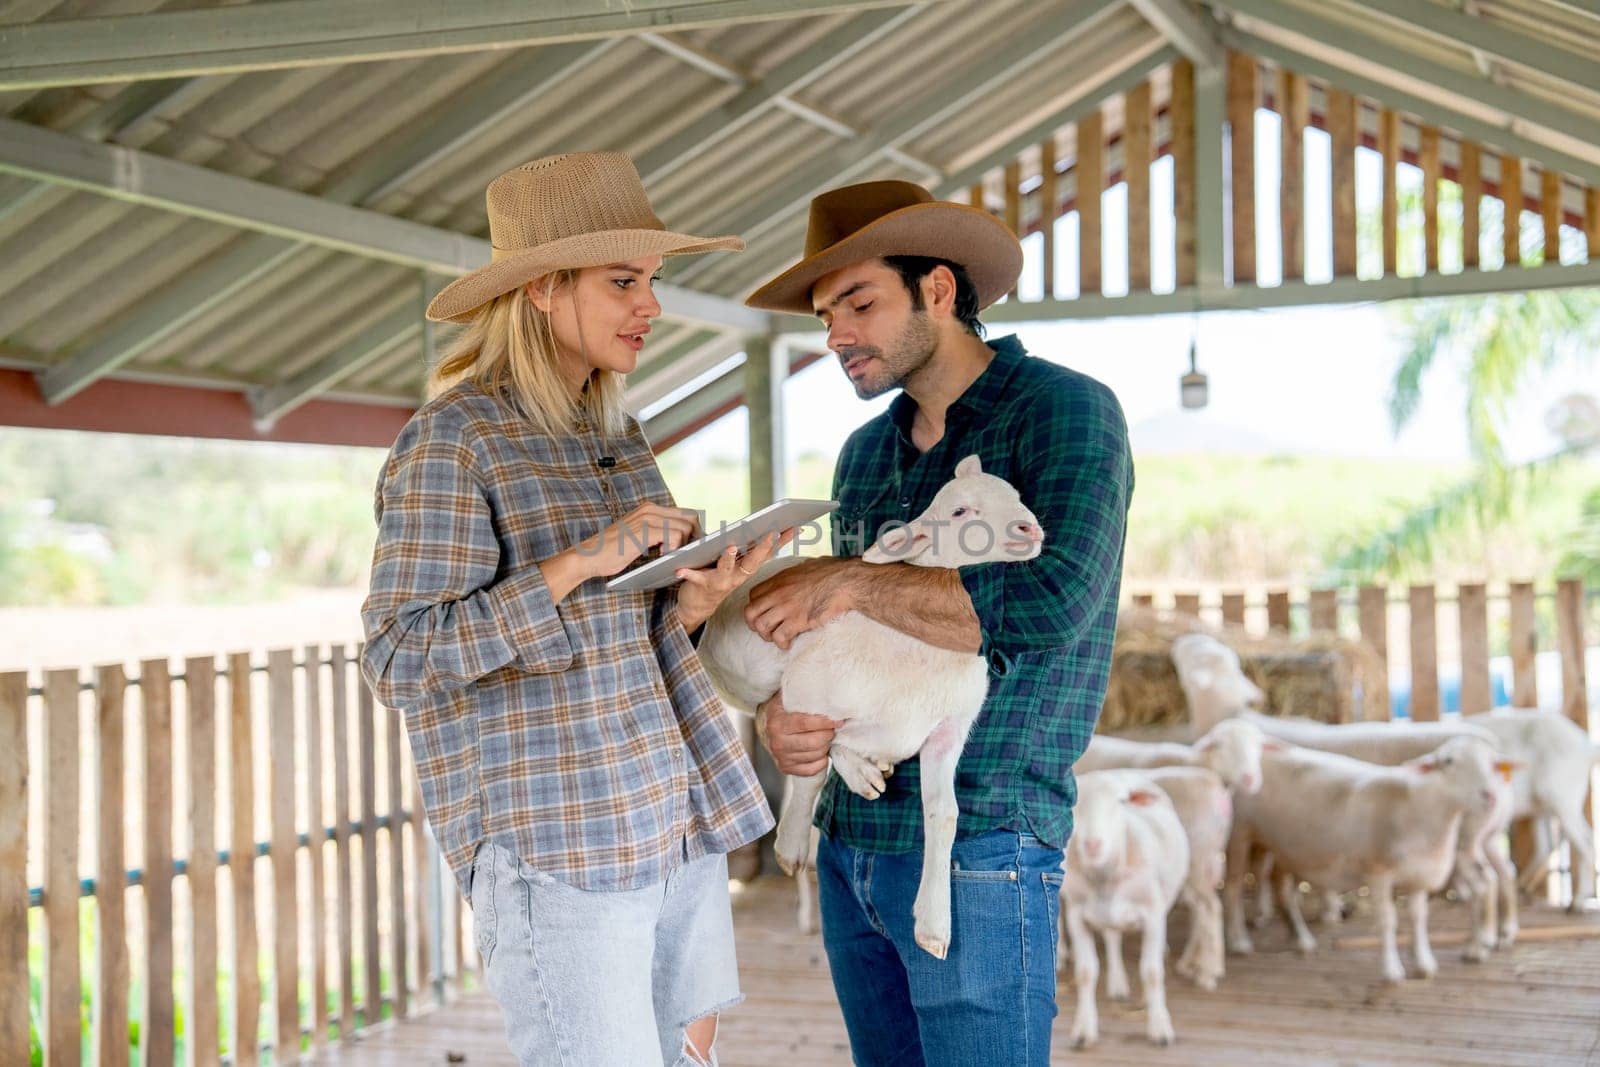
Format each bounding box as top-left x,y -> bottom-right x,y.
0,0 -> 1597,446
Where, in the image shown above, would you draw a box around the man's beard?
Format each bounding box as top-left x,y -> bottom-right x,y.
840,310 -> 937,400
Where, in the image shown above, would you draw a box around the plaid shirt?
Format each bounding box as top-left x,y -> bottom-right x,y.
361,381 -> 773,895
815,334 -> 1134,853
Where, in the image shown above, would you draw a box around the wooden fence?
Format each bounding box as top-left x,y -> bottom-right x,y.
0,645 -> 474,1066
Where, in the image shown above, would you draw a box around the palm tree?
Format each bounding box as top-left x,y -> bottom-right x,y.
1325,288 -> 1600,581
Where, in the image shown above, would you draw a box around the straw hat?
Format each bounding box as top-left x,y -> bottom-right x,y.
426,152 -> 744,323
744,180 -> 1022,314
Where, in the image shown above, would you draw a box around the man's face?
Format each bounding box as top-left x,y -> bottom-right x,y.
811,259 -> 938,400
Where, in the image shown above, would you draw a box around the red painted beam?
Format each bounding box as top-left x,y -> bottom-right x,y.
0,370 -> 413,448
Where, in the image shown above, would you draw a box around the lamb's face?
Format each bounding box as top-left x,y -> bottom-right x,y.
1194,718 -> 1265,794
1410,736 -> 1515,817
1171,633 -> 1265,710
861,454 -> 1044,567
1072,770 -> 1167,872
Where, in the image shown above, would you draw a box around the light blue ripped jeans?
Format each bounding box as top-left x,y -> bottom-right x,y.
470,840 -> 742,1066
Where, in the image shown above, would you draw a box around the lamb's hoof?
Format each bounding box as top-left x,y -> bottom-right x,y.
1462,942 -> 1490,964
1146,1020 -> 1176,1047
1250,912 -> 1272,930
1227,935 -> 1254,956
1194,970 -> 1220,992
1069,1027 -> 1098,1050
1382,963 -> 1405,984
1174,955 -> 1196,979
1414,958 -> 1438,980
1296,936 -> 1317,957
831,748 -> 888,801
915,930 -> 949,960
1106,978 -> 1131,1002
774,848 -> 806,877
1498,925 -> 1519,948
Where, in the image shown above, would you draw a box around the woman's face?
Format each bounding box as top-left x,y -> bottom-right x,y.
530,255 -> 664,391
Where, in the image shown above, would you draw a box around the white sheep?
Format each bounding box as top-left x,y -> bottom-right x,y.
1062,769 -> 1190,1048
1074,717 -> 1269,794
1174,634 -> 1519,959
1464,706 -> 1600,907
1144,766 -> 1234,992
1225,736 -> 1512,983
697,454 -> 1043,959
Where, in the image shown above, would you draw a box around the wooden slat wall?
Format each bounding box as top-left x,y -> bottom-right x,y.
409,755 -> 432,1009
304,645 -> 328,1050
185,657 -> 220,1066
331,647 -> 356,1038
1408,585 -> 1440,722
43,668 -> 80,1067
1542,170 -> 1563,266
387,705 -> 410,1020
1358,585 -> 1389,720
1327,88 -> 1358,277
1039,138 -> 1057,298
93,666 -> 129,1067
1379,108 -> 1400,276
1587,187 -> 1600,258
269,650 -> 300,1059
1131,593 -> 1155,609
1279,69 -> 1307,282
0,673 -> 29,1067
1461,141 -> 1482,269
230,652 -> 261,1067
1555,579 -> 1593,895
1078,110 -> 1103,295
359,676 -> 382,1027
141,658 -> 176,1066
1221,592 -> 1246,628
1171,58 -> 1197,288
1174,593 -> 1202,619
1004,159 -> 1021,299
1227,51 -> 1256,285
1458,584 -> 1492,714
1420,125 -> 1440,273
1266,591 -> 1291,634
1125,82 -> 1152,292
1309,589 -> 1338,632
1502,152 -> 1523,267
1509,581 -> 1539,706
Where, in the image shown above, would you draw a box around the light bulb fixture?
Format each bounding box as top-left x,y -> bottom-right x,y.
1180,335 -> 1208,410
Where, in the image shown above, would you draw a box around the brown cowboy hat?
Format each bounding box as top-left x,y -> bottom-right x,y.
744,180 -> 1023,314
426,152 -> 743,324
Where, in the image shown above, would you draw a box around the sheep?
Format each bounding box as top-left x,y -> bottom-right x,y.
1464,706 -> 1600,908
1224,736 -> 1513,983
1143,767 -> 1235,992
1062,770 -> 1190,1048
1173,634 -> 1519,958
696,454 -> 1043,959
1075,717 -> 1269,794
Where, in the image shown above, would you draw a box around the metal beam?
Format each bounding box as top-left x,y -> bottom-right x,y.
35,42 -> 614,406
0,0 -> 938,91
971,259 -> 1600,323
629,333 -> 747,414
636,9 -> 938,185
1339,0 -> 1600,99
249,307 -> 418,428
1220,28 -> 1600,187
1218,0 -> 1600,154
674,0 -> 1122,283
1127,0 -> 1223,69
933,44 -> 1177,199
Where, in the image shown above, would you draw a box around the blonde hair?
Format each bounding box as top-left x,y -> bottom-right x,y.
428,272 -> 628,438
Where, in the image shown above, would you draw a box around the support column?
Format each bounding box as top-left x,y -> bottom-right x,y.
1194,61 -> 1227,291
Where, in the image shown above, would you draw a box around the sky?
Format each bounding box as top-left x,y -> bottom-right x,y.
665,111 -> 1594,470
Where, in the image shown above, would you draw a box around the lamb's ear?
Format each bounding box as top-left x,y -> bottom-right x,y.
1183,666 -> 1216,691
1412,755 -> 1441,774
863,523 -> 929,564
1127,788 -> 1162,807
954,454 -> 984,479
1243,678 -> 1267,706
1493,759 -> 1521,782
1260,737 -> 1289,753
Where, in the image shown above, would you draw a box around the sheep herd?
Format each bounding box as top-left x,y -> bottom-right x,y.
1060,631 -> 1598,1049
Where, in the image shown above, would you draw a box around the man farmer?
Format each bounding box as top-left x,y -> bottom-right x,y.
740,179 -> 1135,1064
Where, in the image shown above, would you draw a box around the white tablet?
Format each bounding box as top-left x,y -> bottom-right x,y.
605,498 -> 839,593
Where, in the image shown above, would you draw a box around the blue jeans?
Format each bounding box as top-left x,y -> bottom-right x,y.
817,828 -> 1065,1066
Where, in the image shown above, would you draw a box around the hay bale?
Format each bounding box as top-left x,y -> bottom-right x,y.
1098,607 -> 1388,734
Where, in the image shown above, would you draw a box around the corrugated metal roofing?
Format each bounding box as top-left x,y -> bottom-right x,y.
0,0 -> 1597,439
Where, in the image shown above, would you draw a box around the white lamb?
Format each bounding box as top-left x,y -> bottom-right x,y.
697,454 -> 1043,959
1074,717 -> 1269,794
1225,736 -> 1511,983
1170,631 -> 1266,732
1465,706 -> 1600,907
1062,770 -> 1190,1047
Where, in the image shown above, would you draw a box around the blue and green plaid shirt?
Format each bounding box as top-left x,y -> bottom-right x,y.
815,334 -> 1134,853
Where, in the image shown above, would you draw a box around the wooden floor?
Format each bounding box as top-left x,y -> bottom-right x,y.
311,876 -> 1600,1066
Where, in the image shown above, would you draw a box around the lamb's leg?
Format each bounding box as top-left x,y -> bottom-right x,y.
774,770 -> 828,876
1102,929 -> 1130,1001
1278,870 -> 1316,955
1055,881 -> 1072,974
1251,851 -> 1276,929
1373,873 -> 1404,984
829,744 -> 890,800
1224,827 -> 1255,954
911,714 -> 974,960
1318,888 -> 1346,925
1487,841 -> 1519,946
1065,905 -> 1100,1050
1174,889 -> 1200,981
1408,890 -> 1437,978
1458,846 -> 1494,963
1140,907 -> 1175,1047
1553,799 -> 1598,908
1192,888 -> 1225,991
1518,817 -> 1556,895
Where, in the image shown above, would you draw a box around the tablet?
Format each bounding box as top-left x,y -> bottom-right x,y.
605,498 -> 839,593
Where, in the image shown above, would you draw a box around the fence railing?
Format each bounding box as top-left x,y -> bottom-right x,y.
2,644 -> 473,1066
